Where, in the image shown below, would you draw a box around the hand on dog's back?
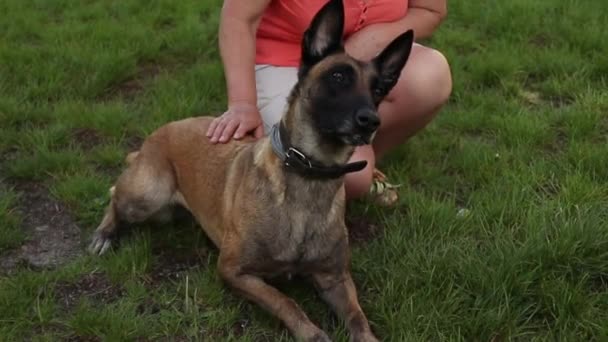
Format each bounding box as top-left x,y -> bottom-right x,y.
206,103 -> 265,144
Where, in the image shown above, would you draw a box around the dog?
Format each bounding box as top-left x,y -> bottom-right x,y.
88,0 -> 413,340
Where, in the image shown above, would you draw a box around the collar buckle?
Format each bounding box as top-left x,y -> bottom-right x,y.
285,147 -> 312,168
269,123 -> 367,179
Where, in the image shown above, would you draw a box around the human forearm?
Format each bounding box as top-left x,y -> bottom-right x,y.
219,0 -> 271,107
208,0 -> 270,143
219,16 -> 258,106
397,6 -> 446,40
345,1 -> 447,61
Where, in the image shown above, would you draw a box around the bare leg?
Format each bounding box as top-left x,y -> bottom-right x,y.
344,145 -> 375,200
343,45 -> 452,201
372,44 -> 452,159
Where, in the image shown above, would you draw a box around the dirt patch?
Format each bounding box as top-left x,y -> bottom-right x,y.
98,62 -> 164,101
519,89 -> 544,106
94,162 -> 123,179
231,319 -> 250,338
533,180 -> 561,199
54,271 -> 125,311
0,146 -> 19,164
65,336 -> 102,342
346,213 -> 384,245
154,17 -> 176,30
28,322 -> 69,341
597,117 -> 608,144
71,127 -> 107,151
136,297 -> 162,315
124,135 -> 144,151
0,181 -> 82,275
519,88 -> 575,109
589,273 -> 608,294
523,72 -> 548,87
529,33 -> 550,48
143,247 -> 208,286
547,94 -> 575,108
543,127 -> 568,154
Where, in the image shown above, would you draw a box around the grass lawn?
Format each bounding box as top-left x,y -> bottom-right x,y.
1,0 -> 607,340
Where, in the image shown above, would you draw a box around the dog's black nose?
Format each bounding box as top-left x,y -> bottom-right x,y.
355,109 -> 380,131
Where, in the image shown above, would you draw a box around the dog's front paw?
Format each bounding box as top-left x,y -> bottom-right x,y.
88,231 -> 113,256
350,332 -> 379,342
297,327 -> 332,342
308,330 -> 332,342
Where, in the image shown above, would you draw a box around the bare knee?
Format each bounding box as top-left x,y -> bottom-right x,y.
344,164 -> 374,200
387,45 -> 452,111
344,146 -> 375,200
419,48 -> 452,107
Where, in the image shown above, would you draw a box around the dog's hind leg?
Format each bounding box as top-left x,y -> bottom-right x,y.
88,196 -> 121,255
88,148 -> 177,256
125,151 -> 139,165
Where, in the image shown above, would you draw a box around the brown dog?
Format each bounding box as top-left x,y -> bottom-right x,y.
89,0 -> 413,340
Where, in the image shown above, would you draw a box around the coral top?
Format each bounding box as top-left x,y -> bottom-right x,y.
256,0 -> 409,66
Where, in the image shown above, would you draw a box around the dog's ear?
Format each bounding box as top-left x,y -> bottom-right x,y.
372,29 -> 414,96
299,0 -> 345,78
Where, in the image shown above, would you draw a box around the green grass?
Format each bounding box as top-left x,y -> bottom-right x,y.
0,188 -> 25,250
1,0 -> 607,340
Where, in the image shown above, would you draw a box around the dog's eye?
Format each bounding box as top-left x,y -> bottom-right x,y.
332,71 -> 345,83
373,87 -> 384,97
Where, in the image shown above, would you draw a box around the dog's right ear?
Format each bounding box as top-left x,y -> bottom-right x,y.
299,0 -> 345,78
371,29 -> 414,100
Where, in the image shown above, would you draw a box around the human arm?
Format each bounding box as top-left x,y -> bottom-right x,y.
345,0 -> 447,61
206,0 -> 272,143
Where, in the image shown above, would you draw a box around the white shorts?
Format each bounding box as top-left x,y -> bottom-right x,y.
255,64 -> 299,134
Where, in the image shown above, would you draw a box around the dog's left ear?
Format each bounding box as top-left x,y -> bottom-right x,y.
372,29 -> 415,95
299,0 -> 345,78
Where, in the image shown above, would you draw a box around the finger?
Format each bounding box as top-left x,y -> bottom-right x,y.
219,120 -> 239,143
210,118 -> 228,143
253,124 -> 264,139
233,122 -> 251,140
206,117 -> 220,137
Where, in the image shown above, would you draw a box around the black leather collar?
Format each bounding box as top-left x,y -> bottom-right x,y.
269,123 -> 367,179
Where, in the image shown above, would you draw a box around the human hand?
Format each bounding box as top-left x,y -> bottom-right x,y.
206,103 -> 264,144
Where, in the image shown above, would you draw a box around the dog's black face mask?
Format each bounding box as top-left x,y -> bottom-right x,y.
297,0 -> 415,147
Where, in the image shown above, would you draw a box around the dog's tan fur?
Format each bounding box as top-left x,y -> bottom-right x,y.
90,1 -> 414,340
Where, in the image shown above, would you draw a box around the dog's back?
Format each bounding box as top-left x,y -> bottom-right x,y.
162,116 -> 260,245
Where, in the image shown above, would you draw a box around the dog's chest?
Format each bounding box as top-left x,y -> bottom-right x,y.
246,181 -> 346,275
274,208 -> 335,262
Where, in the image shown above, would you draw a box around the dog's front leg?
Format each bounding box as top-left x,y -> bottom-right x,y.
312,271 -> 378,342
218,260 -> 331,342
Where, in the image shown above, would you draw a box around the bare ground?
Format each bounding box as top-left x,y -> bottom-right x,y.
54,271 -> 125,311
97,62 -> 164,101
0,181 -> 82,275
346,212 -> 384,245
